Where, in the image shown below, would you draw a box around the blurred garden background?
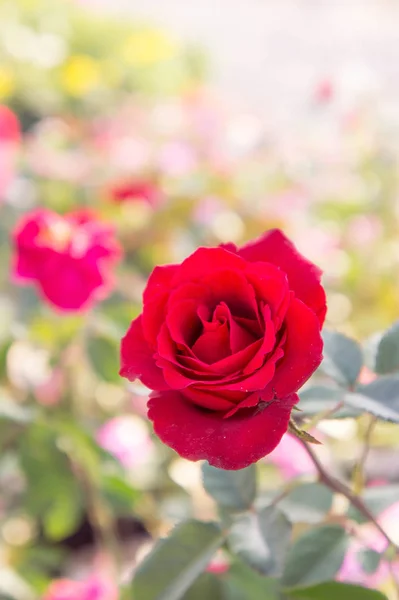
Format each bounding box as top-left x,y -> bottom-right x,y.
2,0 -> 399,598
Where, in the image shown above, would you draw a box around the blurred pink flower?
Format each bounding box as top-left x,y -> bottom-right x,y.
43,574 -> 118,600
347,215 -> 381,247
97,415 -> 153,469
12,208 -> 121,312
265,433 -> 317,479
35,367 -> 65,407
339,501 -> 399,588
0,105 -> 20,199
206,551 -> 230,575
157,141 -> 198,177
358,366 -> 377,385
313,79 -> 335,105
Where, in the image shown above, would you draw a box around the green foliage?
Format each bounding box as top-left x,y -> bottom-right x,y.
320,330 -> 363,386
183,573 -> 225,600
87,333 -> 121,383
298,385 -> 358,418
202,463 -> 257,511
375,321 -> 399,374
284,582 -> 388,600
223,560 -> 280,600
282,525 -> 349,589
346,376 -> 399,422
356,549 -> 382,575
278,483 -> 334,524
228,506 -> 292,576
132,520 -> 224,600
19,422 -> 85,540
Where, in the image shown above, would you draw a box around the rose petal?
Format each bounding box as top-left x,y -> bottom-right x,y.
166,300 -> 203,347
172,247 -> 245,286
148,391 -> 298,469
261,297 -> 323,401
192,322 -> 231,363
244,261 -> 291,329
120,316 -> 168,390
200,269 -> 259,319
237,229 -> 327,325
143,264 -> 179,303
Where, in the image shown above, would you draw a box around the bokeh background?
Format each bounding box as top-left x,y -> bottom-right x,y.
2,0 -> 399,598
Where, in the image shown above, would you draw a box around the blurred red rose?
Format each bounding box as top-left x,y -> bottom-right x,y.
12,209 -> 121,311
120,229 -> 325,470
109,179 -> 163,207
0,105 -> 20,199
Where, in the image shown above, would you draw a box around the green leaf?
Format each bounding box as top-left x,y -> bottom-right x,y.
282,524 -> 348,589
223,560 -> 280,600
202,464 -> 257,511
356,548 -> 381,574
87,334 -> 120,383
348,376 -> 399,422
228,506 -> 292,576
278,483 -> 334,524
183,573 -> 225,600
42,486 -> 83,541
342,390 -> 399,422
375,321 -> 399,374
320,331 -> 363,386
132,520 -> 224,600
347,484 -> 399,523
19,422 -> 84,539
100,472 -> 139,512
298,386 -> 358,418
285,581 -> 388,600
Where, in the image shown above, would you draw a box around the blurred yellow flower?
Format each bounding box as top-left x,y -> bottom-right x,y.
122,30 -> 179,66
60,55 -> 100,97
0,67 -> 15,100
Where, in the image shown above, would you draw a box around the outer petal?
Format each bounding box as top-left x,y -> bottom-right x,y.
237,229 -> 327,325
120,316 -> 168,390
143,264 -> 179,303
172,247 -> 246,285
147,391 -> 298,469
261,297 -> 323,401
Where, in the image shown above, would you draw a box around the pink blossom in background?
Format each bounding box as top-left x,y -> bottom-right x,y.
0,105 -> 20,199
339,501 -> 399,588
97,415 -> 153,469
157,141 -> 198,177
358,366 -> 377,385
347,215 -> 382,247
265,433 -> 317,478
43,574 -> 118,600
35,367 -> 65,407
313,78 -> 335,105
206,551 -> 230,575
12,208 -> 122,311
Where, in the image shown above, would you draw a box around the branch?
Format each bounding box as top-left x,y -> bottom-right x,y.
296,437 -> 399,553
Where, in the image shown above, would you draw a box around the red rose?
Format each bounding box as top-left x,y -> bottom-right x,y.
12,208 -> 121,312
120,230 -> 325,469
